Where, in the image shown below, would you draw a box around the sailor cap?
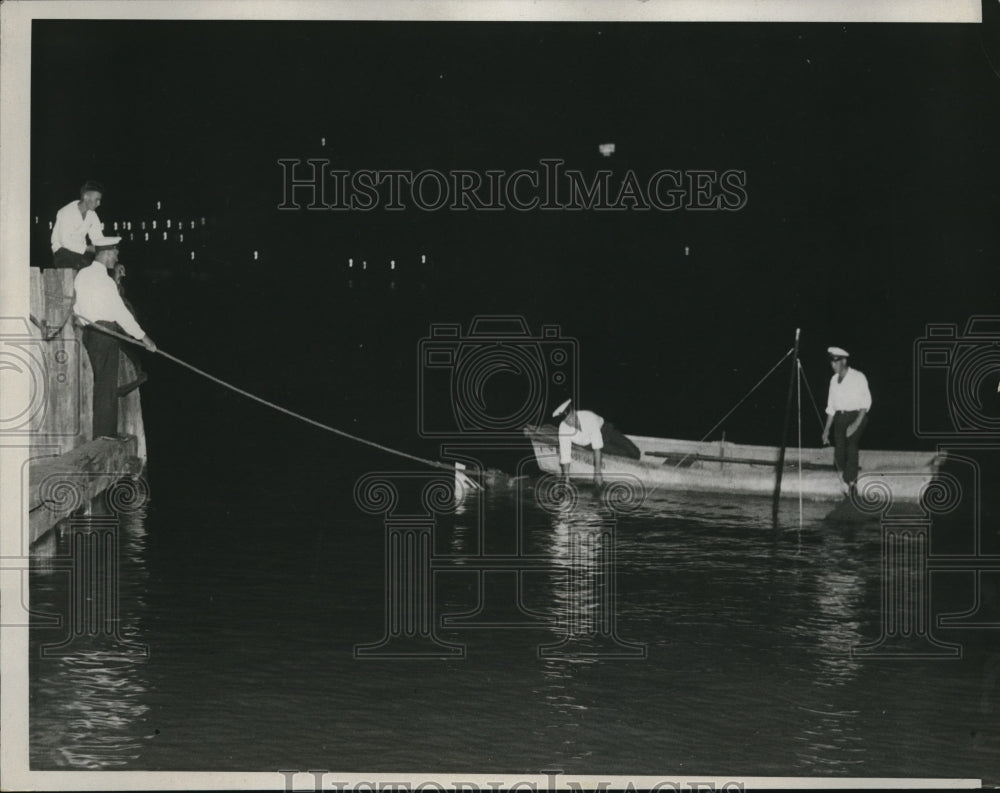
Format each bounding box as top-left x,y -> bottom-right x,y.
827,346 -> 850,359
93,235 -> 121,251
552,398 -> 573,418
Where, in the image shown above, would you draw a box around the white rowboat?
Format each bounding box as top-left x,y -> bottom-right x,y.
523,425 -> 946,502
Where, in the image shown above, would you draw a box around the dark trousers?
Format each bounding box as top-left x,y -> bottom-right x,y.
601,422 -> 641,459
52,248 -> 89,270
83,323 -> 120,438
833,410 -> 867,485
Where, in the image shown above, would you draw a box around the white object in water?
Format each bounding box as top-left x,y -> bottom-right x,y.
454,462 -> 480,500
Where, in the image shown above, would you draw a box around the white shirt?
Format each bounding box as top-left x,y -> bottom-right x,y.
73,262 -> 146,339
558,410 -> 605,464
826,367 -> 872,415
51,200 -> 103,254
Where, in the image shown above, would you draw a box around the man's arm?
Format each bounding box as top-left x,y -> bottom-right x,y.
846,408 -> 867,438
84,212 -> 102,253
590,424 -> 605,485
559,432 -> 572,477
50,207 -> 64,252
97,277 -> 150,343
821,412 -> 834,445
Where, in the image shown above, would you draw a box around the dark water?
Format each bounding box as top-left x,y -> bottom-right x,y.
29,468 -> 1000,779
28,259 -> 1000,781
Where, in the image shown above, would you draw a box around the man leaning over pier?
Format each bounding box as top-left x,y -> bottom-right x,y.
73,236 -> 157,439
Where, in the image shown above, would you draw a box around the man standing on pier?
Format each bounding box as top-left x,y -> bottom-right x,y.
821,346 -> 872,491
51,180 -> 105,270
73,236 -> 157,439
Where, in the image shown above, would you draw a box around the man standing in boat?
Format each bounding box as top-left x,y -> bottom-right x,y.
553,399 -> 641,486
821,346 -> 872,491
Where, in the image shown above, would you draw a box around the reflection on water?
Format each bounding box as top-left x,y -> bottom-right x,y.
535,480 -> 646,659
28,477 -> 999,779
30,501 -> 152,769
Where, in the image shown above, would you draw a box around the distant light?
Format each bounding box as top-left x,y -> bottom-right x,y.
190,220 -> 195,230
163,231 -> 168,241
421,254 -> 426,264
167,219 -> 171,229
144,232 -> 149,241
129,233 -> 134,241
685,246 -> 690,256
113,222 -> 118,231
34,216 -> 38,224
179,233 -> 184,242
598,142 -> 615,157
200,217 -> 206,226
390,260 -> 396,270
390,281 -> 396,290
348,258 -> 353,268
191,251 -> 196,261
321,137 -> 326,146
141,221 -> 146,230
48,221 -> 53,230
156,201 -> 161,211
152,220 -> 157,230
253,250 -> 259,261
362,260 -> 367,271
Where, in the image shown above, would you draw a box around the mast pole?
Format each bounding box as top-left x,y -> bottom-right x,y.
772,328 -> 801,525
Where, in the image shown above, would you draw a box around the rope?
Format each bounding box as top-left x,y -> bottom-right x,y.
672,347 -> 794,468
80,319 -> 461,475
799,361 -> 846,483
799,366 -> 827,431
796,360 -> 803,530
29,312 -> 73,341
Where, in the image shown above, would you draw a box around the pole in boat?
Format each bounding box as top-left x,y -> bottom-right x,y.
772,327 -> 801,525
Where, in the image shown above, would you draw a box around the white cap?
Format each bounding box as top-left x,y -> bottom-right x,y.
93,235 -> 122,250
827,346 -> 850,358
552,398 -> 572,418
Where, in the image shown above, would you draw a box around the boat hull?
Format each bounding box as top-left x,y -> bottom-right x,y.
524,426 -> 945,503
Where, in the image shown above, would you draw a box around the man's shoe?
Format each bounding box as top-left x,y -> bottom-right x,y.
118,371 -> 148,397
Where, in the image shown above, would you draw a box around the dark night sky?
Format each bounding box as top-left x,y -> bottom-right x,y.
31,20 -> 1000,269
27,17 -> 1000,446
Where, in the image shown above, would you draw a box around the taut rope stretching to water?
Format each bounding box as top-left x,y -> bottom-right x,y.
82,320 -> 486,486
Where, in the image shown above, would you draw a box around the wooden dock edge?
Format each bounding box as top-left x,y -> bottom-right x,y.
28,436 -> 143,546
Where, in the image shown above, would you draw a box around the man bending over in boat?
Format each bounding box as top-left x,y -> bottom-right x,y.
821,346 -> 872,492
553,399 -> 641,486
